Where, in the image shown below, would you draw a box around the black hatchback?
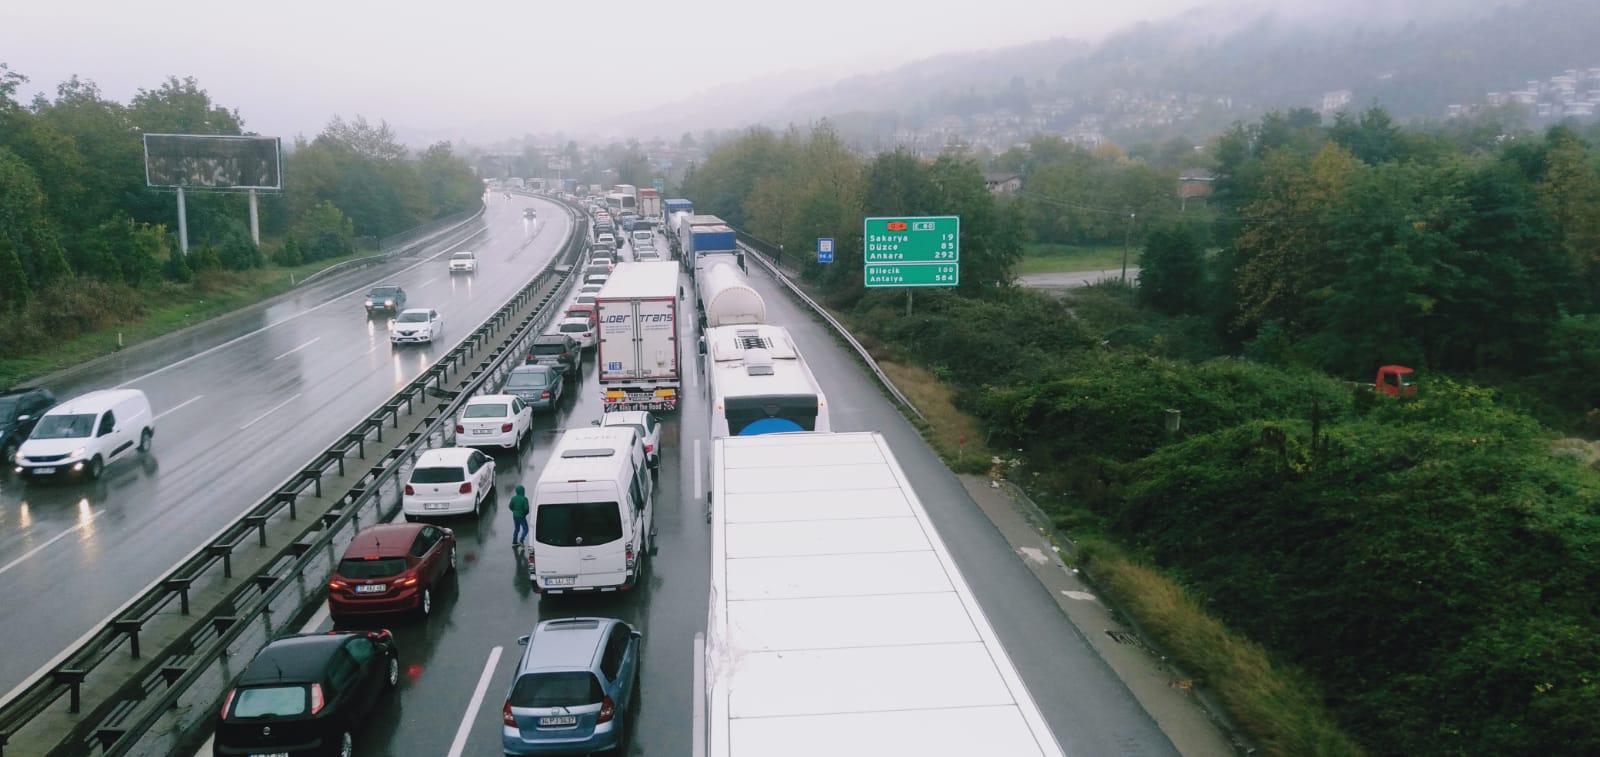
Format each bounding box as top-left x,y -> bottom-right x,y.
526,334 -> 581,376
0,387 -> 55,463
214,630 -> 399,757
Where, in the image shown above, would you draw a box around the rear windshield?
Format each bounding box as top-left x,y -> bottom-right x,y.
532,342 -> 568,355
507,371 -> 551,388
536,502 -> 623,547
411,466 -> 465,483
31,413 -> 95,439
338,557 -> 407,579
559,323 -> 588,334
232,685 -> 308,718
510,672 -> 603,708
465,403 -> 508,418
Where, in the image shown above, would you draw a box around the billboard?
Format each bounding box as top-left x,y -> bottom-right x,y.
143,134 -> 282,190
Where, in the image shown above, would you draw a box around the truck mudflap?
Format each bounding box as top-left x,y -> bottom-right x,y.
602,387 -> 679,412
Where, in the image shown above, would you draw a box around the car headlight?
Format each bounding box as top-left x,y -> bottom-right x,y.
385,300 -> 395,306
70,447 -> 87,460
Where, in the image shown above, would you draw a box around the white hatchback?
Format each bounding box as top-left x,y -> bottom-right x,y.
556,317 -> 597,350
448,250 -> 477,272
403,447 -> 496,519
598,410 -> 663,470
456,394 -> 532,449
390,308 -> 442,344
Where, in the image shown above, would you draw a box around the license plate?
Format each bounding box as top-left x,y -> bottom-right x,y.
354,584 -> 387,593
472,429 -> 493,435
538,715 -> 577,726
249,753 -> 289,757
543,576 -> 575,587
424,503 -> 450,511
32,467 -> 56,475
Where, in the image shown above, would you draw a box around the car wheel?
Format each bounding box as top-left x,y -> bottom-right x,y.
0,440 -> 16,468
386,656 -> 399,688
336,730 -> 353,757
448,545 -> 458,574
418,588 -> 432,617
86,455 -> 104,480
138,428 -> 153,453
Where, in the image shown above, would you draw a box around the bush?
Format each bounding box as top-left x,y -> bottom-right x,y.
272,238 -> 304,267
293,201 -> 356,262
0,278 -> 145,358
1115,381 -> 1600,755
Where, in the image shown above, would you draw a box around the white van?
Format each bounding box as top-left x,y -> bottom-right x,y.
527,427 -> 655,594
13,389 -> 153,480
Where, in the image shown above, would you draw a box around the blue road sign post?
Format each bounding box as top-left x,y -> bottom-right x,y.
652,177 -> 665,193
817,237 -> 834,264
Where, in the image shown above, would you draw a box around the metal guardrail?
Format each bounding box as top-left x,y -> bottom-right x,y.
737,238 -> 926,423
298,205 -> 489,288
0,198 -> 590,757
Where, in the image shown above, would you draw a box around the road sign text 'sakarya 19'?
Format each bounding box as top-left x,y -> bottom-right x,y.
863,216 -> 959,288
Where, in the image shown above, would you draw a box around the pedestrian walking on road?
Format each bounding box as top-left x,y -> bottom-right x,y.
509,484 -> 530,548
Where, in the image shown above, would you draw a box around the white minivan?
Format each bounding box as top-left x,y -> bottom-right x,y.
527,427 -> 655,594
13,389 -> 153,480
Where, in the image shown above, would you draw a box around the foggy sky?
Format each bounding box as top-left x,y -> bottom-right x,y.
1,0 -> 1500,145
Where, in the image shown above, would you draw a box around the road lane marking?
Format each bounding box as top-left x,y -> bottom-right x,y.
238,393 -> 302,431
155,394 -> 204,420
0,511 -> 104,577
299,604 -> 331,633
418,276 -> 441,288
272,336 -> 321,361
448,646 -> 504,757
694,439 -> 703,502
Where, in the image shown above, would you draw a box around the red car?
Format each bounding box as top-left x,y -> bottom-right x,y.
328,523 -> 456,621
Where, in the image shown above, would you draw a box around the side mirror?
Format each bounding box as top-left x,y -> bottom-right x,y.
517,635 -> 530,646
591,419 -> 601,426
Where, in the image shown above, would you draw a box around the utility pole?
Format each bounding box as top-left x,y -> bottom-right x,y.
1120,211 -> 1136,283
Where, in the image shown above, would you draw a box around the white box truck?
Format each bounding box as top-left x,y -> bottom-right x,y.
596,261 -> 682,412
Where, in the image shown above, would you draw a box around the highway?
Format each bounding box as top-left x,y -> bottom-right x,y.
0,194 -> 570,694
254,231 -> 1181,756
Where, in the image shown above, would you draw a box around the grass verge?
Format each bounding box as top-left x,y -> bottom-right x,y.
1076,538 -> 1364,757
0,252 -> 370,387
1017,242 -> 1134,274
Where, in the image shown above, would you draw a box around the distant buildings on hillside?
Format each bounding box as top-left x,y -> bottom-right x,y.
1448,67 -> 1600,121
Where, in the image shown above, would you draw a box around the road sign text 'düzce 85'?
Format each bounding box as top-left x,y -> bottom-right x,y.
864,216 -> 959,288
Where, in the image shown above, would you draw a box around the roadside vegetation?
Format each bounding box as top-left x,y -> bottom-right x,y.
0,63 -> 483,383
1014,242 -> 1130,274
686,112 -> 1600,755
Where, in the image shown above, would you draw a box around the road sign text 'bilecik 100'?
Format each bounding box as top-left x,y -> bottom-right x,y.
863,216 -> 959,288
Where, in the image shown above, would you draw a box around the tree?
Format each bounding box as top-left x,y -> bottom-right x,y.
0,146 -> 72,286
129,76 -> 243,135
321,115 -> 407,162
1138,221 -> 1208,315
0,236 -> 29,311
293,201 -> 355,262
417,142 -> 483,217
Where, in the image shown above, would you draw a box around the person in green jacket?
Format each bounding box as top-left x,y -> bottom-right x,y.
509,484 -> 530,547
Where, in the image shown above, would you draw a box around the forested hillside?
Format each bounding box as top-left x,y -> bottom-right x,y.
685,114 -> 1600,754
0,63 -> 481,364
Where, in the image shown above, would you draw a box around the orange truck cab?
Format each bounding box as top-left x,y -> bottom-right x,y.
1375,365 -> 1417,397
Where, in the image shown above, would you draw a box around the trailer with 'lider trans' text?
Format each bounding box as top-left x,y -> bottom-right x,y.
596,261 -> 682,412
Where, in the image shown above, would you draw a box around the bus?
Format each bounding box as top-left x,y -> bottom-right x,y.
699,431 -> 1067,757
704,324 -> 829,437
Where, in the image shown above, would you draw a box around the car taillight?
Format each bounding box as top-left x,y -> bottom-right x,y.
501,422 -> 513,432
310,683 -> 326,715
455,424 -> 464,434
625,543 -> 635,569
220,688 -> 235,719
404,484 -> 415,496
644,444 -> 653,453
540,390 -> 551,400
503,700 -> 517,726
329,579 -> 349,591
597,695 -> 615,724
561,352 -> 570,359
459,482 -> 473,494
398,574 -> 418,587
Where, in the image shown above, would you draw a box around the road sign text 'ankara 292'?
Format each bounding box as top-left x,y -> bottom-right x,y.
864,215 -> 959,288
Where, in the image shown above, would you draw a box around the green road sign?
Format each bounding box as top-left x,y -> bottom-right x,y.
863,215 -> 959,288
652,177 -> 665,193
865,263 -> 959,288
863,216 -> 960,264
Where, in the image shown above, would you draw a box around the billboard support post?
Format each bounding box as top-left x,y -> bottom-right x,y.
176,187 -> 189,255
248,189 -> 260,247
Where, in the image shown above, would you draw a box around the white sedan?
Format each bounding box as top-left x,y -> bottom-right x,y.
448,251 -> 477,272
456,394 -> 532,449
402,447 -> 496,519
556,317 -> 597,350
390,308 -> 442,344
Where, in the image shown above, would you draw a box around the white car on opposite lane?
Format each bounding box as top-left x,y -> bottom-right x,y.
390,308 -> 442,344
448,251 -> 478,272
